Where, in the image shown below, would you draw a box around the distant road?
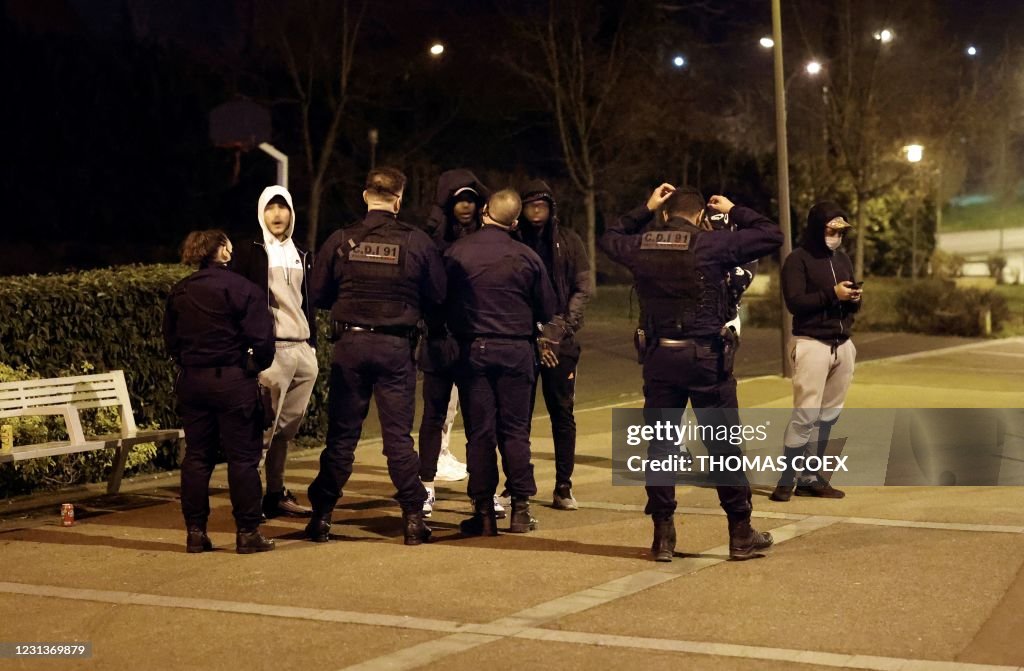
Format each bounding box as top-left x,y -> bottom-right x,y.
938,227 -> 1024,256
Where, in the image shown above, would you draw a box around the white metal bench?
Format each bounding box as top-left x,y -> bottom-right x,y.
0,370 -> 184,494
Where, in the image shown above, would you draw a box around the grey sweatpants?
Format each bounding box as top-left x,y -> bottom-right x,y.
783,336 -> 856,451
259,341 -> 318,493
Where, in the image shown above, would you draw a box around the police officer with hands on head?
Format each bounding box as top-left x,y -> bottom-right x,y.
164,229 -> 277,554
601,184 -> 782,562
444,189 -> 557,536
307,167 -> 447,546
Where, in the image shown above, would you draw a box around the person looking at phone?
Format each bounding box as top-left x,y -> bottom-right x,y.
771,201 -> 862,501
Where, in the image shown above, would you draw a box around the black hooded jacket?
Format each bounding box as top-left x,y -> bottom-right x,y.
424,169 -> 490,253
781,201 -> 861,341
418,169 -> 490,372
518,180 -> 593,354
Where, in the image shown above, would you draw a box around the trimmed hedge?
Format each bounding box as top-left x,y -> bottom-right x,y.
745,276 -> 1008,336
0,264 -> 334,495
1,265 -> 189,437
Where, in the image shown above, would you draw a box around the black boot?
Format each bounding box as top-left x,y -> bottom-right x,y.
728,515 -> 773,561
403,510 -> 432,546
186,526 -> 212,553
305,512 -> 332,543
508,496 -> 538,533
460,498 -> 499,536
651,515 -> 676,562
236,528 -> 275,554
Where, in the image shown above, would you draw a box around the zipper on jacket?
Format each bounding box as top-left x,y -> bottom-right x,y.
828,257 -> 845,335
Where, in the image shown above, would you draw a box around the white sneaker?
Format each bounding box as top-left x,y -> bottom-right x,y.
435,449 -> 468,482
493,495 -> 506,519
422,486 -> 436,518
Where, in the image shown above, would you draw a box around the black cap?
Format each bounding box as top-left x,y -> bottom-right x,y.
266,194 -> 291,210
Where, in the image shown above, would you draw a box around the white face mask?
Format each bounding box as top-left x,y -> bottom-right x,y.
825,236 -> 842,251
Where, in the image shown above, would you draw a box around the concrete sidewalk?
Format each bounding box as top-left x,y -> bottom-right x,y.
1,333 -> 1022,670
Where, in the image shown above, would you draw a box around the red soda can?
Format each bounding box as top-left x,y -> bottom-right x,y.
61,503 -> 75,527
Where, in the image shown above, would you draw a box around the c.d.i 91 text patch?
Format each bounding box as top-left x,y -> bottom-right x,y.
348,242 -> 400,265
640,231 -> 691,250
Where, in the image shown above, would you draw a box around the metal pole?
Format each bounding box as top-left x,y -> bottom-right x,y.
772,0 -> 794,378
368,129 -> 379,170
258,142 -> 288,189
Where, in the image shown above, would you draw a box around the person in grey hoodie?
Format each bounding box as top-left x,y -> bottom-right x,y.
231,186 -> 318,518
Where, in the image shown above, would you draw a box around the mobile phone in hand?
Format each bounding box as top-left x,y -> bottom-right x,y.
849,280 -> 864,290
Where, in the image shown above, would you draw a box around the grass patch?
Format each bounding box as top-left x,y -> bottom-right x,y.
941,198 -> 1024,232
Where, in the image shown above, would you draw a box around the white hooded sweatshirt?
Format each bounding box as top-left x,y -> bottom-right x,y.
257,185 -> 309,342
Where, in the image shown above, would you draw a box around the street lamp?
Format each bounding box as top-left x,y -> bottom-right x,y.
805,60 -> 823,76
873,29 -> 894,43
429,42 -> 445,57
966,45 -> 978,57
771,0 -> 795,378
672,55 -> 687,68
904,144 -> 926,277
759,36 -> 774,49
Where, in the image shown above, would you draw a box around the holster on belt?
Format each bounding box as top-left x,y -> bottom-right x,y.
634,327 -> 648,364
718,325 -> 737,378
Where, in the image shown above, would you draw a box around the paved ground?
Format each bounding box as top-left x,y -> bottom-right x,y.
1,328 -> 1022,671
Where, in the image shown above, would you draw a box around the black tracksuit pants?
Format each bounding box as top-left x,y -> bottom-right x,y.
177,367 -> 264,530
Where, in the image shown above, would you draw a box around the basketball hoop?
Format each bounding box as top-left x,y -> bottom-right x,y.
209,101 -> 286,187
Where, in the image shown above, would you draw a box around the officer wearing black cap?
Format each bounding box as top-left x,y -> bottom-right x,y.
307,167 -> 447,546
444,188 -> 556,536
601,184 -> 782,562
164,229 -> 276,554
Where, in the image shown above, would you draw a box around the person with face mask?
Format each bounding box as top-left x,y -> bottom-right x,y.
164,229 -> 276,554
770,201 -> 862,502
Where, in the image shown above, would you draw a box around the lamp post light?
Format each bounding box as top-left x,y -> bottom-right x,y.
759,36 -> 775,49
966,45 -> 978,57
771,0 -> 795,378
873,28 -> 894,43
672,55 -> 687,68
429,42 -> 445,57
805,60 -> 823,76
904,144 -> 925,277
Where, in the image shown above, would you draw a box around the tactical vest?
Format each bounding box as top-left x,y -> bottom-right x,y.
335,221 -> 421,324
633,224 -> 730,337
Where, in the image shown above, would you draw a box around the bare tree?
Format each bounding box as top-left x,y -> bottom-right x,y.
258,0 -> 365,250
503,0 -> 634,287
789,0 -> 961,277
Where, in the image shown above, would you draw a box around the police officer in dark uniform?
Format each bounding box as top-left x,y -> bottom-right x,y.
307,167 -> 446,546
444,189 -> 557,536
164,229 -> 276,554
601,184 -> 782,562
